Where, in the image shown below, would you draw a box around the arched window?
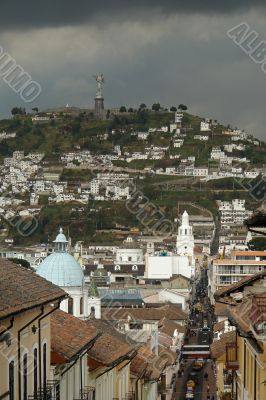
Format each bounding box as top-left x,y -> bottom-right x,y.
23,354 -> 28,400
185,229 -> 187,235
9,361 -> 15,400
114,265 -> 121,271
90,306 -> 95,318
80,297 -> 84,315
68,297 -> 73,314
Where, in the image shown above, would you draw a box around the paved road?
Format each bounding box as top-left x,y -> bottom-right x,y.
172,268 -> 217,400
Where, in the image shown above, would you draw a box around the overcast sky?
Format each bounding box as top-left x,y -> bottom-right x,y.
1,1 -> 266,138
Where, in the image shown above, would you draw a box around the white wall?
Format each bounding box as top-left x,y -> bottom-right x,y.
145,254 -> 194,280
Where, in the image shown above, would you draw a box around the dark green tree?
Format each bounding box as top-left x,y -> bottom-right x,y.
178,104 -> 188,111
139,103 -> 147,110
248,237 -> 266,251
170,106 -> 177,112
152,103 -> 161,112
11,107 -> 26,116
119,106 -> 127,113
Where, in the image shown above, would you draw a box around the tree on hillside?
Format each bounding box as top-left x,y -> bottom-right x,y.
11,107 -> 26,116
170,106 -> 177,112
128,107 -> 134,113
119,106 -> 127,113
178,104 -> 187,111
152,103 -> 161,112
32,107 -> 39,113
137,109 -> 148,124
139,103 -> 147,110
248,237 -> 266,251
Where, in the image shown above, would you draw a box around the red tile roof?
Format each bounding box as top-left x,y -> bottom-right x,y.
130,345 -> 166,381
211,331 -> 236,359
86,319 -> 136,367
214,302 -> 229,317
102,304 -> 187,322
214,272 -> 266,302
0,259 -> 67,320
158,317 -> 186,335
51,310 -> 99,362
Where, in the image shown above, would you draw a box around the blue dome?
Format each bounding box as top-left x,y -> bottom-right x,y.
37,251 -> 84,287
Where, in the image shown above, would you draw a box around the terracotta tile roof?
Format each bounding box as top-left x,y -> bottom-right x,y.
213,259 -> 266,265
158,317 -> 186,336
226,294 -> 266,336
250,295 -> 266,325
51,310 -> 99,362
214,302 -> 230,317
214,272 -> 266,302
211,331 -> 236,359
158,345 -> 178,366
213,320 -> 226,333
227,300 -> 252,335
130,345 -> 166,381
86,319 -> 136,367
0,259 -> 67,320
130,347 -> 149,378
102,304 -> 187,322
231,251 -> 266,256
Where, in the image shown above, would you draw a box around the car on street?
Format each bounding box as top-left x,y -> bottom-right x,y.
193,358 -> 205,370
188,372 -> 199,384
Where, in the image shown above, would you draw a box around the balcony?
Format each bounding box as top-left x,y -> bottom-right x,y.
28,380 -> 60,400
74,387 -> 96,400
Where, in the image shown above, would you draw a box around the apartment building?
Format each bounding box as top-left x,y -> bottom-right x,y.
210,250 -> 266,295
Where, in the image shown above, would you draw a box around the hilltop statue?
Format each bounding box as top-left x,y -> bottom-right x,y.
93,73 -> 105,116
94,73 -> 104,99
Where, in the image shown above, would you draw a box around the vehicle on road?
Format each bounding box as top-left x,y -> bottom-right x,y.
193,358 -> 205,370
182,344 -> 210,359
188,372 -> 199,384
202,326 -> 211,332
186,379 -> 196,389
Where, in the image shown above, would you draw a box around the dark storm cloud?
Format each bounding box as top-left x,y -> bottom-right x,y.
2,0 -> 266,31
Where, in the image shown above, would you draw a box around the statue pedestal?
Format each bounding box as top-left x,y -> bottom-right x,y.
94,97 -> 104,116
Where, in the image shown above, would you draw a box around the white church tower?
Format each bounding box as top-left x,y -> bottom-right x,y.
176,211 -> 195,260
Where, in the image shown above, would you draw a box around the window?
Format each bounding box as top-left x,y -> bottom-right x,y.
80,297 -> 84,315
9,361 -> 15,400
128,257 -> 132,262
129,322 -> 143,330
33,348 -> 38,398
68,297 -> 73,314
43,344 -> 47,390
23,354 -> 27,400
132,265 -> 138,271
114,265 -> 121,271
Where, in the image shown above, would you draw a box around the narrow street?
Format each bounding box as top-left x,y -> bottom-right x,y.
172,268 -> 217,400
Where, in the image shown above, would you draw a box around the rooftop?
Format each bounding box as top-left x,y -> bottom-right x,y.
51,310 -> 99,362
86,319 -> 136,368
211,331 -> 237,359
0,258 -> 67,321
102,304 -> 187,322
214,271 -> 266,302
